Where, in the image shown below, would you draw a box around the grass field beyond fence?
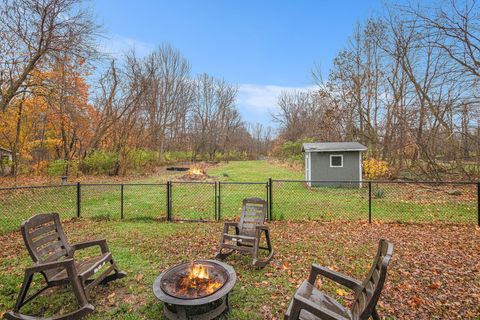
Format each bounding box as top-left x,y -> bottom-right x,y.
0,161 -> 478,234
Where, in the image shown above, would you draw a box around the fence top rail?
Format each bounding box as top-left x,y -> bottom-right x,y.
1,179 -> 478,191
170,180 -> 216,185
122,183 -> 168,186
272,179 -> 479,185
0,184 -> 77,191
81,183 -> 168,186
219,181 -> 267,185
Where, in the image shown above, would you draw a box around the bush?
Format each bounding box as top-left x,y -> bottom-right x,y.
271,138 -> 316,165
215,150 -> 249,161
163,151 -> 193,163
363,158 -> 391,180
0,157 -> 11,175
80,151 -> 118,175
125,149 -> 159,173
46,159 -> 79,176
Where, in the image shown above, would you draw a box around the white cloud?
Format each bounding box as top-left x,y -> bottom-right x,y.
98,34 -> 154,59
237,83 -> 316,114
235,83 -> 317,126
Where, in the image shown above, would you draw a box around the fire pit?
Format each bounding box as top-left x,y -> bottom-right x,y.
153,260 -> 236,320
180,166 -> 210,180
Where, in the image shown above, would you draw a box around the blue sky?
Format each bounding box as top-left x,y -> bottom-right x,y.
93,0 -> 385,127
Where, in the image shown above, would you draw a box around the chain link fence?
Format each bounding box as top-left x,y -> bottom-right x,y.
170,182 -> 216,221
271,180 -> 478,223
0,185 -> 77,234
218,182 -> 268,220
0,180 -> 478,234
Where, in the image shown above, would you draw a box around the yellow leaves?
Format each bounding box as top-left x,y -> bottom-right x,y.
336,288 -> 348,296
32,160 -> 48,175
363,158 -> 391,179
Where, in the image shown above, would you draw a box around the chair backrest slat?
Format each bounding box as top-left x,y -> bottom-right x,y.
351,239 -> 393,319
21,213 -> 71,267
238,197 -> 267,237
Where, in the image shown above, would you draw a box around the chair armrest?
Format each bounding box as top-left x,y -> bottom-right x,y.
309,264 -> 362,292
71,239 -> 109,253
26,258 -> 75,273
290,294 -> 349,320
255,224 -> 269,230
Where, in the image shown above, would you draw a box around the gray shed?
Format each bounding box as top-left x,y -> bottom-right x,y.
302,142 -> 367,187
0,147 -> 12,176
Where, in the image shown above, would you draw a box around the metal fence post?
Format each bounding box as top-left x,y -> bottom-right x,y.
368,181 -> 372,223
76,182 -> 81,218
214,182 -> 218,221
268,178 -> 273,221
477,182 -> 480,227
166,181 -> 171,221
218,182 -> 222,221
120,184 -> 124,220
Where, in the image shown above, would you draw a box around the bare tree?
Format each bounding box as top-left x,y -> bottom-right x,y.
0,0 -> 100,111
191,73 -> 240,160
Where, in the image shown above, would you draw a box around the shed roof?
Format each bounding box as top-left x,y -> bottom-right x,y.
302,142 -> 367,152
0,147 -> 12,153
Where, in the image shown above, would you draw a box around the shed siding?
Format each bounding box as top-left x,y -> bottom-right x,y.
310,151 -> 361,187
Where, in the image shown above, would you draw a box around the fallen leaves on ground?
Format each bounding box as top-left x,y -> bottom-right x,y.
0,220 -> 479,319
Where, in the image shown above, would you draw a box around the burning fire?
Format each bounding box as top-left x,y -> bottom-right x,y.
176,262 -> 222,297
187,167 -> 205,176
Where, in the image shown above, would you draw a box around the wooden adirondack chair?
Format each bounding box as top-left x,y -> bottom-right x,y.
285,239 -> 393,320
215,197 -> 274,268
5,213 -> 126,320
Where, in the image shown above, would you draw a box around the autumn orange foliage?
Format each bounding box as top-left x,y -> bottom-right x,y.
363,158 -> 391,180
0,58 -> 96,175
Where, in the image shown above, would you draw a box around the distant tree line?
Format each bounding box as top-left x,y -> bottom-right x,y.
273,0 -> 480,180
0,0 -> 272,177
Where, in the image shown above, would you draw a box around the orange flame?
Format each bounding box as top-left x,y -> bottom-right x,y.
176,262 -> 222,297
188,167 -> 204,175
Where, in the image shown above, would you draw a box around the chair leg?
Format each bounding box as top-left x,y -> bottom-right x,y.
252,229 -> 274,268
6,270 -> 95,320
252,233 -> 260,267
215,227 -> 238,261
101,259 -> 127,284
371,308 -> 380,320
215,246 -> 235,260
13,272 -> 33,312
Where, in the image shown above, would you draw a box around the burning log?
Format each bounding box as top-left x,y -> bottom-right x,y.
174,262 -> 223,298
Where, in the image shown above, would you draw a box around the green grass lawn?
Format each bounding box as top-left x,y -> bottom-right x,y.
208,160 -> 303,181
1,219 -> 479,319
0,161 -> 477,235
